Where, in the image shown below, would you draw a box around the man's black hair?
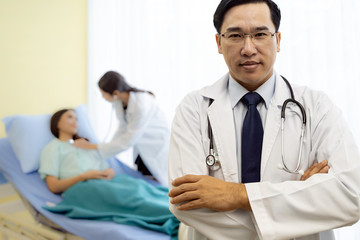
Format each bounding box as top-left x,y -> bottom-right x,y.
213,0 -> 281,33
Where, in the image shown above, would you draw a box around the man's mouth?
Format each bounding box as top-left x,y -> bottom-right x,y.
240,61 -> 260,70
240,61 -> 259,66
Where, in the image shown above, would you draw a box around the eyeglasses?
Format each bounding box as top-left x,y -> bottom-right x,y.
220,31 -> 276,44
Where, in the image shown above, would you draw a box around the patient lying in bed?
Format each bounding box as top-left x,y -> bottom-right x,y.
38,108 -> 179,239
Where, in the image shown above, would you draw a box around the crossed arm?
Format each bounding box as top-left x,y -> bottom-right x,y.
168,92 -> 360,239
168,160 -> 329,211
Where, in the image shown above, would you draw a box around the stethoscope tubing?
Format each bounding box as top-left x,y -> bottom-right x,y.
206,76 -> 307,175
280,77 -> 307,174
281,119 -> 306,174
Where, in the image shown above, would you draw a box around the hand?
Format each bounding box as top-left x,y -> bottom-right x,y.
103,168 -> 115,180
81,169 -> 110,181
168,175 -> 250,211
73,138 -> 96,150
300,160 -> 330,181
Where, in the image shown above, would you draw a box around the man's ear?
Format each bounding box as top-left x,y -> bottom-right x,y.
276,32 -> 281,52
216,34 -> 223,54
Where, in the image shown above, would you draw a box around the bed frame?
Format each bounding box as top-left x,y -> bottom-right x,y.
0,182 -> 83,240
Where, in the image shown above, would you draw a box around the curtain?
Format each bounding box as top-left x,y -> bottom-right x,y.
88,1 -> 360,238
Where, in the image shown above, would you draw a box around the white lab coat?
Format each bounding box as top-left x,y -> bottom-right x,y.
98,91 -> 170,186
168,73 -> 360,240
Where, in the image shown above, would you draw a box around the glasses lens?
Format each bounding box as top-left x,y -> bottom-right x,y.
224,32 -> 243,41
222,31 -> 273,44
253,31 -> 271,40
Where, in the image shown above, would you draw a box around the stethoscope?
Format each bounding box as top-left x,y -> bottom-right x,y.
206,76 -> 307,175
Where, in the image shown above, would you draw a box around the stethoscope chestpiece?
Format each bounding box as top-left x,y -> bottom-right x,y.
206,154 -> 216,167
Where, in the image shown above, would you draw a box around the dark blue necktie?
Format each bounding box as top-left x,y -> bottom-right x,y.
241,92 -> 263,183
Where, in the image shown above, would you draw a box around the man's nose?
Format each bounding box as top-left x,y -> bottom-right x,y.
241,36 -> 257,56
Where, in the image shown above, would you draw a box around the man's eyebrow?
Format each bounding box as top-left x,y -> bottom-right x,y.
224,26 -> 270,33
254,26 -> 270,31
224,27 -> 243,33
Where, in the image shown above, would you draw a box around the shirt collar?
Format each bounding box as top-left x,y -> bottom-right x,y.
228,71 -> 276,109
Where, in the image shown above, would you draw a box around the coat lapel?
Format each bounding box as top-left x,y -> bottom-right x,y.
261,73 -> 294,176
200,75 -> 239,183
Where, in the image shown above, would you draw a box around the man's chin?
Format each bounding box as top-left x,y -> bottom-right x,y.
232,73 -> 268,91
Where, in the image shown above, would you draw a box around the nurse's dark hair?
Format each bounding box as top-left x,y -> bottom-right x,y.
98,71 -> 154,96
50,109 -> 86,141
213,0 -> 281,33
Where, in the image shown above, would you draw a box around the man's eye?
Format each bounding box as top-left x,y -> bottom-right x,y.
228,33 -> 242,38
254,32 -> 268,38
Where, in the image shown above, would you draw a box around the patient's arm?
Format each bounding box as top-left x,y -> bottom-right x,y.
45,169 -> 112,194
103,168 -> 115,180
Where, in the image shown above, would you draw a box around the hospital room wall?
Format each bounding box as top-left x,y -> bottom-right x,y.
0,0 -> 87,138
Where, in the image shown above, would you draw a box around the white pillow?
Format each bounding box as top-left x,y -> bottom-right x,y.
2,105 -> 98,173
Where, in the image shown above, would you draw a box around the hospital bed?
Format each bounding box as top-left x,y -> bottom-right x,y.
0,105 -> 173,240
0,137 -> 172,240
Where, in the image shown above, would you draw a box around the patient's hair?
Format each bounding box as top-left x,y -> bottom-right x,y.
98,71 -> 154,96
50,109 -> 84,141
213,0 -> 281,34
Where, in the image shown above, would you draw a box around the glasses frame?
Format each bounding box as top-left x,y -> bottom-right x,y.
220,31 -> 277,44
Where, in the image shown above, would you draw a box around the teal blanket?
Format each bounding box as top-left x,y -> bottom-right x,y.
44,174 -> 179,239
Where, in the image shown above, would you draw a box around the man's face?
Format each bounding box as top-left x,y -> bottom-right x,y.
216,3 -> 281,91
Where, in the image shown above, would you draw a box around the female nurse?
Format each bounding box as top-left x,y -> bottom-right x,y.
74,71 -> 170,186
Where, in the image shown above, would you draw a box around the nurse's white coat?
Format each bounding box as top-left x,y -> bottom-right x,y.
98,92 -> 170,186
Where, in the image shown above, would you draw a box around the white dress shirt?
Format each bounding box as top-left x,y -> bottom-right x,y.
228,72 -> 276,182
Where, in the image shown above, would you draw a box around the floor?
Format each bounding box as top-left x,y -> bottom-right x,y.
0,173 -> 84,240
0,179 -> 37,240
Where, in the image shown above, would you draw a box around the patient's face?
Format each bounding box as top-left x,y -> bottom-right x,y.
57,110 -> 78,136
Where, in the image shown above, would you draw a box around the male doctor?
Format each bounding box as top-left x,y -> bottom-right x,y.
168,0 -> 360,239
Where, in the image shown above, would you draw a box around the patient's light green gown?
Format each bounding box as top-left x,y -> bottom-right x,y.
39,138 -> 108,180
